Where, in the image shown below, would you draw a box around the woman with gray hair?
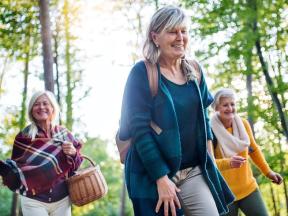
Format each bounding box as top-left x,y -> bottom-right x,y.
210,88 -> 283,216
0,90 -> 83,216
119,5 -> 234,216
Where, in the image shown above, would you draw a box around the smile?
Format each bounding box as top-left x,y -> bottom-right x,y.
172,43 -> 184,47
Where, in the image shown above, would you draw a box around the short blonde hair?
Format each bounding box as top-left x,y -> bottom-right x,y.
211,88 -> 236,110
27,90 -> 60,139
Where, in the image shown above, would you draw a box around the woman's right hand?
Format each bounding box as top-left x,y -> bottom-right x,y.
62,141 -> 77,156
230,155 -> 246,168
266,171 -> 283,185
155,175 -> 181,216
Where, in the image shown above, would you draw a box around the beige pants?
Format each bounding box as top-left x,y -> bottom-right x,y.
173,166 -> 219,216
20,196 -> 71,216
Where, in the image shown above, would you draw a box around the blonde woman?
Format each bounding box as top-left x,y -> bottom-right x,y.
0,90 -> 83,216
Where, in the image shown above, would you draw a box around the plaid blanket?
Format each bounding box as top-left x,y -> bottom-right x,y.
2,125 -> 82,196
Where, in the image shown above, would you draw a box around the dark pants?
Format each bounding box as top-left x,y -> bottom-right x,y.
225,189 -> 269,216
131,198 -> 184,216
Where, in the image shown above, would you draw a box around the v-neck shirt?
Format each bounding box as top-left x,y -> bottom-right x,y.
161,74 -> 200,169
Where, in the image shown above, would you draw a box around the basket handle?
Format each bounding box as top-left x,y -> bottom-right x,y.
81,155 -> 96,167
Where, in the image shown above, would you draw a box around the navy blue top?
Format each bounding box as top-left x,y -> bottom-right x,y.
161,75 -> 200,169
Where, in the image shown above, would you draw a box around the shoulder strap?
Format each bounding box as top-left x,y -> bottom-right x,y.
143,59 -> 201,96
144,60 -> 158,97
187,60 -> 201,84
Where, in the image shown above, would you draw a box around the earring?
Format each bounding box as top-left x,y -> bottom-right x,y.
155,43 -> 159,48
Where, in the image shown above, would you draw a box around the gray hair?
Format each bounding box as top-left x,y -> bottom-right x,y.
142,5 -> 197,81
211,88 -> 236,110
27,90 -> 60,139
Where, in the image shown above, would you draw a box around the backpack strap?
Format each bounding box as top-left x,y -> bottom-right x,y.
143,61 -> 162,135
144,60 -> 158,97
143,59 -> 201,97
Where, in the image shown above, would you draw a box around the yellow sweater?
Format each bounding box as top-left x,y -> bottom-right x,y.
214,118 -> 271,201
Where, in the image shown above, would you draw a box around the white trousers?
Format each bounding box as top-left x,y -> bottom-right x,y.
173,166 -> 219,216
20,195 -> 71,216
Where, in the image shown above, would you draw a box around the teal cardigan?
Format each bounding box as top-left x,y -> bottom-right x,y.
120,61 -> 234,215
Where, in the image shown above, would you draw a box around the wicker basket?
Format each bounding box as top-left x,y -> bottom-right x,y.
67,155 -> 108,206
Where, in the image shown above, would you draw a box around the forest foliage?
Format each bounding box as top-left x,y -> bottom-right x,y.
0,0 -> 287,215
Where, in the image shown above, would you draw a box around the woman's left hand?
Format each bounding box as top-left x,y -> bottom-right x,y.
62,141 -> 77,156
266,171 -> 283,185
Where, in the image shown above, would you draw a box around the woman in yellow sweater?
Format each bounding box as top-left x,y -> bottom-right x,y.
210,88 -> 283,216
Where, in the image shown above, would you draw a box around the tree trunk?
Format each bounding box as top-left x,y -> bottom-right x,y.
38,0 -> 54,92
282,179 -> 288,215
270,183 -> 280,216
53,18 -> 62,124
244,52 -> 255,134
277,135 -> 288,214
246,73 -> 254,132
154,0 -> 159,10
249,0 -> 288,141
64,0 -> 73,130
119,172 -> 126,216
19,54 -> 30,130
255,40 -> 288,141
11,193 -> 19,216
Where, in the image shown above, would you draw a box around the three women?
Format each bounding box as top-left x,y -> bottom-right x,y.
0,5 -> 283,216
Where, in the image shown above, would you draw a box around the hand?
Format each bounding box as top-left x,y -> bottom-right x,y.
62,141 -> 77,156
229,155 -> 246,168
266,171 -> 283,185
155,175 -> 181,216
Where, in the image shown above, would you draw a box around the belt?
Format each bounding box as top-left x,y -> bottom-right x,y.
172,166 -> 201,184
